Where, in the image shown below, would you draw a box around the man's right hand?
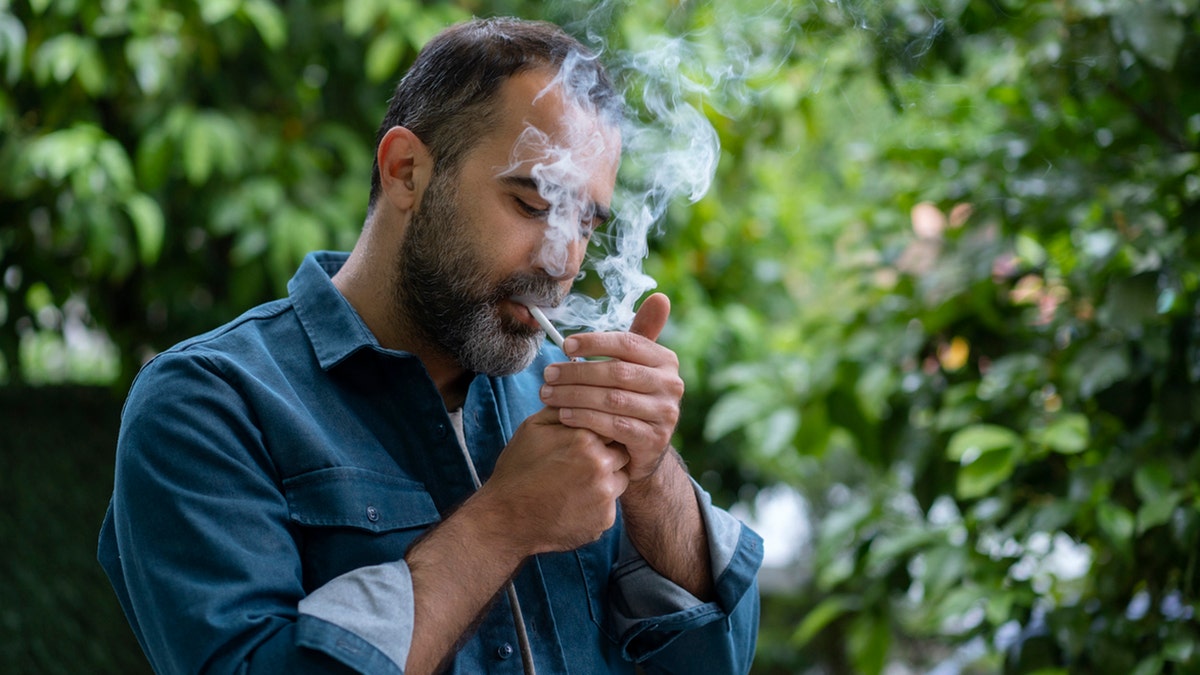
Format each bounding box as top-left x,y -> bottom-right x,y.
404,408 -> 627,675
478,407 -> 630,556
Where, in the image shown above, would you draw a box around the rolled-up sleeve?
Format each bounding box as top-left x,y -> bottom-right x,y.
98,352 -> 412,674
608,479 -> 763,672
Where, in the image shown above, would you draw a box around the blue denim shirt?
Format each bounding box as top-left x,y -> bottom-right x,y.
99,251 -> 762,674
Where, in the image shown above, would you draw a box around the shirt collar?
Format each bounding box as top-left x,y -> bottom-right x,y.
288,251 -> 384,371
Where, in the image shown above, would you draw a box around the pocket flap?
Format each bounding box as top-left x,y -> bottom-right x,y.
284,466 -> 440,532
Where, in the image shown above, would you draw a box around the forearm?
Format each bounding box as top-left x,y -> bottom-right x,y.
619,449 -> 714,601
403,492 -> 528,675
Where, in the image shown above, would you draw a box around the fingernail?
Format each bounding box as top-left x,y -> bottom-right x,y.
560,408 -> 574,420
544,365 -> 560,382
540,385 -> 553,399
563,337 -> 578,354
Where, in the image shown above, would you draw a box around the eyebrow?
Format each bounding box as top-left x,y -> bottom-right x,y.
500,175 -> 613,226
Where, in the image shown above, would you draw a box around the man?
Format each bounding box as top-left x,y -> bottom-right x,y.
100,17 -> 761,675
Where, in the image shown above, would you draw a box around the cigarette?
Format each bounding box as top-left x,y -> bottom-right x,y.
526,304 -> 567,350
523,302 -> 582,362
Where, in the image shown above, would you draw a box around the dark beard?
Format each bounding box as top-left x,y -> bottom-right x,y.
394,171 -> 562,376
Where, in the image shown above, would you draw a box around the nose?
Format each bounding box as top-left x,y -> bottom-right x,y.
535,230 -> 588,283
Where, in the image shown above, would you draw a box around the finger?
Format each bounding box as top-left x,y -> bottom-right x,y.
557,406 -> 672,455
561,331 -> 679,368
544,359 -> 668,394
528,405 -> 568,426
602,444 -> 631,473
542,381 -> 679,421
628,292 -> 670,342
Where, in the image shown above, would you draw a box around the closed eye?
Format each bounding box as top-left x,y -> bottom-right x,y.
514,197 -> 549,219
579,205 -> 612,239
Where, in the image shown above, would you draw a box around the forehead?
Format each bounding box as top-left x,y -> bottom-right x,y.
470,68 -> 621,201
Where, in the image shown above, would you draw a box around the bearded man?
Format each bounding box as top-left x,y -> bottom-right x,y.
100,17 -> 761,675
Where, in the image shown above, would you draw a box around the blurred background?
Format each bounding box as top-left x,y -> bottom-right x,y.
3,0 -> 1199,673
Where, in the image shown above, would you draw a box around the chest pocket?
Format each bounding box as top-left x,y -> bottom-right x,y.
284,466 -> 440,591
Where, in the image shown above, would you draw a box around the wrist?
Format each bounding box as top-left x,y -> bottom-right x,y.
623,447 -> 679,502
451,488 -> 535,569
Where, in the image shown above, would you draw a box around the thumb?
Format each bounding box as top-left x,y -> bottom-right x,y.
628,293 -> 671,342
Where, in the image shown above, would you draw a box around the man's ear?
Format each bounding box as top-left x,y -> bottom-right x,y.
376,126 -> 432,212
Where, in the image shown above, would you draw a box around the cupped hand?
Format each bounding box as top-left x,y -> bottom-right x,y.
537,293 -> 683,482
480,407 -> 630,555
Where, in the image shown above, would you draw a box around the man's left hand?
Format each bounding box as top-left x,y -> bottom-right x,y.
538,292 -> 682,483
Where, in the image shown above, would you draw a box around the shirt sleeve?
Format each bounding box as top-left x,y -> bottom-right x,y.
606,479 -> 763,672
99,352 -> 410,675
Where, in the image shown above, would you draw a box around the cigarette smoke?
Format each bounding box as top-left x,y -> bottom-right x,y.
504,2 -> 796,333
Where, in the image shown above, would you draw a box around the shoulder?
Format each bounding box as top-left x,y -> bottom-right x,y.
138,298 -> 297,379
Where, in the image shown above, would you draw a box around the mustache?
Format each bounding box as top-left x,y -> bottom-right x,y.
499,273 -> 565,309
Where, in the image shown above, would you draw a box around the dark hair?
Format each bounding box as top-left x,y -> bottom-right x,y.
367,17 -> 623,213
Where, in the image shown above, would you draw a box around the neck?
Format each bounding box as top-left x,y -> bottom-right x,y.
333,214 -> 471,409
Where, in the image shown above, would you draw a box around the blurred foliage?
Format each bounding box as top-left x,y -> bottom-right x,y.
0,386 -> 147,673
653,1 -> 1200,673
4,0 -> 1200,673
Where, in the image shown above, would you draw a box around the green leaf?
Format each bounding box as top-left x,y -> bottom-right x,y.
73,37 -> 106,95
344,0 -> 385,36
1136,491 -> 1182,535
96,139 -> 135,193
1033,413 -> 1090,455
242,0 -> 287,51
32,34 -> 81,85
0,12 -> 26,85
1096,502 -> 1135,549
753,407 -> 799,457
791,596 -> 855,647
1074,346 -> 1131,399
956,445 -> 1017,499
818,497 -> 872,551
1132,656 -> 1164,675
1015,232 -> 1047,267
22,124 -> 101,183
848,612 -> 890,675
26,282 -> 53,311
816,550 -> 856,590
985,590 -> 1014,626
200,0 -> 240,25
921,544 -> 968,600
365,31 -> 404,83
704,386 -> 769,441
180,112 -> 243,185
135,127 -> 171,189
183,120 -> 214,185
947,424 -> 1020,462
865,527 -> 938,573
124,193 -> 165,265
1133,463 -> 1173,503
125,37 -> 167,95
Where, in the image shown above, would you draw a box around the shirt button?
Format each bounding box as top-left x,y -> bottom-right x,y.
434,424 -> 448,438
496,643 -> 513,660
366,505 -> 380,522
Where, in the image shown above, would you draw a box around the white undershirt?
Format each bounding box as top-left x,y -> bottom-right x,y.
447,409 -> 482,489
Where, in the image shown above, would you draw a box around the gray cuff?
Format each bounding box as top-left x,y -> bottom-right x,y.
297,561 -> 415,669
611,478 -> 746,621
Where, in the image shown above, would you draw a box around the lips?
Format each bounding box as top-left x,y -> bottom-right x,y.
506,299 -> 544,332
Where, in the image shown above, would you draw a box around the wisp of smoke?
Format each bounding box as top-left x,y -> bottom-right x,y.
501,1 -> 797,334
